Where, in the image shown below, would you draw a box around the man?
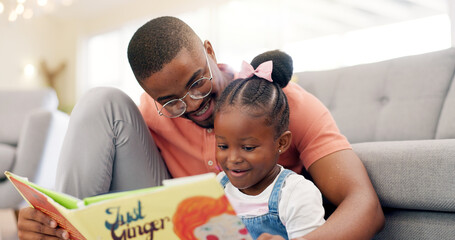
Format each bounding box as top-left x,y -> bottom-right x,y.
17,16 -> 384,240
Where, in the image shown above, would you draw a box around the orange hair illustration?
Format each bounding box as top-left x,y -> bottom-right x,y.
173,195 -> 236,240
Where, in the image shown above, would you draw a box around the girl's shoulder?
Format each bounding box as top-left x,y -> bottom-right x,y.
283,172 -> 320,195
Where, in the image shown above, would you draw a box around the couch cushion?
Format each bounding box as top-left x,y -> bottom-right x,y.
373,209 -> 455,240
296,48 -> 455,143
353,139 -> 455,212
0,88 -> 58,145
0,143 -> 15,178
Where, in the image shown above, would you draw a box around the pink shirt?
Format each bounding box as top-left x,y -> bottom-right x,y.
138,65 -> 351,178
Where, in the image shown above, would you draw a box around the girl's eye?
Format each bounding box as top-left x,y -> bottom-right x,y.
217,144 -> 228,150
242,146 -> 256,152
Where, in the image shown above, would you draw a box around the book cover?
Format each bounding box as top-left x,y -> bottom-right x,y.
5,171 -> 253,240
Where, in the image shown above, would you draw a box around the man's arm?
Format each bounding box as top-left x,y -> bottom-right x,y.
304,149 -> 384,240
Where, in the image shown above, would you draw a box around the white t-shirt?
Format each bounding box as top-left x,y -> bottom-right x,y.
217,166 -> 326,239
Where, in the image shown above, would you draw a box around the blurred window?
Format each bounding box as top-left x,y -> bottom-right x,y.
82,0 -> 450,101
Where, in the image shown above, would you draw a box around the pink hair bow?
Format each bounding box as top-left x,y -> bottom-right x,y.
238,60 -> 273,82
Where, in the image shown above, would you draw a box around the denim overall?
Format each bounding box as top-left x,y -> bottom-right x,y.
220,169 -> 294,240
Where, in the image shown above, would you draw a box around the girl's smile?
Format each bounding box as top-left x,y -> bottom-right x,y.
214,107 -> 283,196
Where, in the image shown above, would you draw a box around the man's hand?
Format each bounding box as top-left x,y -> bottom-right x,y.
17,207 -> 69,240
257,233 -> 286,240
257,233 -> 308,240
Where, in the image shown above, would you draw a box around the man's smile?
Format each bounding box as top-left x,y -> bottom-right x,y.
187,98 -> 215,122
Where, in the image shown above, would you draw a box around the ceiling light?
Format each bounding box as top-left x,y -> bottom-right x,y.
24,64 -> 36,77
8,11 -> 17,21
37,0 -> 47,7
1,0 -> 73,22
15,3 -> 24,14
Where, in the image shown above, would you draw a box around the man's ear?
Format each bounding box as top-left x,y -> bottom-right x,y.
277,130 -> 292,154
204,40 -> 217,63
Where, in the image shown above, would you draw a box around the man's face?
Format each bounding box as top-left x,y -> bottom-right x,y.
141,45 -> 228,128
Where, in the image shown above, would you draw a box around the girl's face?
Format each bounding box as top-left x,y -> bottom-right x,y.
214,107 -> 282,195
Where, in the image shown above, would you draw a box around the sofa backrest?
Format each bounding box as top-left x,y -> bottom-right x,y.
436,70 -> 455,139
295,48 -> 455,143
0,88 -> 58,145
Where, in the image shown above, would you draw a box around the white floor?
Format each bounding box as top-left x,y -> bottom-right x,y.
0,209 -> 18,240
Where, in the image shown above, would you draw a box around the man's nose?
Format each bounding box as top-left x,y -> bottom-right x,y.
183,95 -> 203,113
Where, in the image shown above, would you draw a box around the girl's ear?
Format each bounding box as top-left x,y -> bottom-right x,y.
277,130 -> 292,154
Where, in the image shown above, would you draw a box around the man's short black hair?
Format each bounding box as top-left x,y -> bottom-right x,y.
127,16 -> 202,82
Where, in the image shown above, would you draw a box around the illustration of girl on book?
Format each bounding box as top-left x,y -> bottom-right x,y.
172,195 -> 252,240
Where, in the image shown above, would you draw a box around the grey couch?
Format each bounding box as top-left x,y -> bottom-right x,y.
0,88 -> 69,209
295,48 -> 455,239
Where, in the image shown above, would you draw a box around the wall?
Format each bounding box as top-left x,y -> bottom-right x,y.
1,0 -> 452,111
0,16 -> 76,112
0,17 -> 59,89
0,0 -> 229,112
74,0 -> 226,34
449,0 -> 455,46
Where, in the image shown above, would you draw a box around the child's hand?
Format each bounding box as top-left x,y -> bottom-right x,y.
17,207 -> 69,240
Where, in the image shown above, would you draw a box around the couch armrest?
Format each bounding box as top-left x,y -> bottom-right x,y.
13,109 -> 53,177
33,110 -> 69,188
353,139 -> 455,212
0,109 -> 69,208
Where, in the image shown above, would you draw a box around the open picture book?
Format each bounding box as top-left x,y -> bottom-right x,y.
5,171 -> 253,240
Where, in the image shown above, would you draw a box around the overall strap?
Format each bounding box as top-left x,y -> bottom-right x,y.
220,174 -> 230,188
268,169 -> 294,214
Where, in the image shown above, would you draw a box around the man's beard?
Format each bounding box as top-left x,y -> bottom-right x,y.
183,94 -> 216,129
184,111 -> 215,129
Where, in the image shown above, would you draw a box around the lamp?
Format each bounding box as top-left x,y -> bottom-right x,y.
0,0 -> 74,22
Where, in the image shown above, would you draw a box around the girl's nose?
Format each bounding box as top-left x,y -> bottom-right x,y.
227,150 -> 243,164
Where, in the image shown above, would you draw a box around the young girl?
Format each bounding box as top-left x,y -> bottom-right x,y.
214,50 -> 325,240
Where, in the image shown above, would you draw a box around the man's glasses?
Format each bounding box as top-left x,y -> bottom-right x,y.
154,49 -> 213,118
